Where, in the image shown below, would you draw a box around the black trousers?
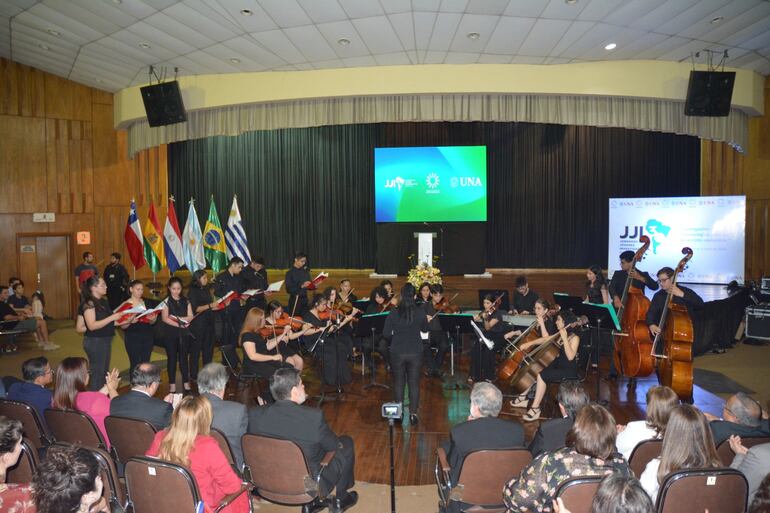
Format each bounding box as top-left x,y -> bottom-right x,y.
190,319 -> 214,380
124,329 -> 154,372
165,329 -> 190,384
221,308 -> 243,348
423,330 -> 449,372
390,351 -> 422,412
319,435 -> 356,500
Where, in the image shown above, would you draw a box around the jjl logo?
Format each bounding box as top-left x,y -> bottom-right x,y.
619,226 -> 644,239
385,177 -> 406,190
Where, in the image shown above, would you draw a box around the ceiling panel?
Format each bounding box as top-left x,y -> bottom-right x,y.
381,0 -> 412,15
484,16 -> 535,55
164,3 -> 240,42
201,0 -> 278,33
337,0 -> 384,19
0,0 -> 38,18
250,29 -> 307,64
465,0 -> 510,16
517,19 -> 572,56
373,52 -> 413,65
283,25 -> 338,62
352,16 -> 404,55
427,12 -> 462,51
449,14 -> 499,53
388,12 -> 416,50
413,12 -> 437,50
257,0 -> 312,28
296,0 -> 348,23
315,20 -> 369,58
577,0 -> 626,22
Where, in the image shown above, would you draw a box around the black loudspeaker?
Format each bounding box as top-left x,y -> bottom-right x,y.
140,81 -> 187,127
684,71 -> 735,117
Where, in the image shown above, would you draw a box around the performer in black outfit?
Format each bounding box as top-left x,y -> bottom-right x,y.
188,270 -> 218,380
303,293 -> 356,387
104,252 -> 129,310
470,294 -> 506,383
285,252 -> 312,315
160,277 -> 194,394
608,250 -> 659,309
117,280 -> 158,371
511,275 -> 539,314
646,266 -> 705,353
215,256 -> 245,348
240,307 -> 295,379
584,264 -> 613,377
364,286 -> 391,370
338,279 -> 358,304
416,282 -> 431,306
264,300 -> 307,371
242,256 -> 269,311
383,283 -> 428,425
423,284 -> 449,378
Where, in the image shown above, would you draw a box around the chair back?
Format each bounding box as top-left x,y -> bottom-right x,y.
454,448 -> 532,506
715,436 -> 770,465
105,415 -> 157,464
89,445 -> 128,509
554,476 -> 603,513
211,428 -> 236,467
44,408 -> 106,449
125,456 -> 200,513
6,438 -> 39,484
0,398 -> 52,449
241,433 -> 316,505
656,468 -> 748,513
628,438 -> 663,477
220,345 -> 242,374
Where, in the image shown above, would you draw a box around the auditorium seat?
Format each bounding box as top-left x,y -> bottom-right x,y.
655,468 -> 748,513
105,415 -> 157,465
5,438 -> 39,484
715,436 -> 770,466
44,408 -> 107,451
0,398 -> 53,450
554,476 -> 603,513
628,438 -> 663,477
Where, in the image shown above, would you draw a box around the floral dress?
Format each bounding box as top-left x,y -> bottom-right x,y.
503,447 -> 631,513
0,483 -> 35,513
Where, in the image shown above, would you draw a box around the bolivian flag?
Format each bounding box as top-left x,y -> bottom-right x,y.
204,197 -> 227,273
143,202 -> 166,273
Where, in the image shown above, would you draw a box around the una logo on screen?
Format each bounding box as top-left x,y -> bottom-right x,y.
619,219 -> 670,254
449,177 -> 483,188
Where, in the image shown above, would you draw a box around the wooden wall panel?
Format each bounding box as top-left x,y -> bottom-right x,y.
0,115 -> 47,213
0,59 -> 45,117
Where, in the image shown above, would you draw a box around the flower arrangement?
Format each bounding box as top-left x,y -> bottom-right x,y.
406,254 -> 443,287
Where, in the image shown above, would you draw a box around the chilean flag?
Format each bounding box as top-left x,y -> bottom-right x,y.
124,200 -> 146,269
164,196 -> 185,274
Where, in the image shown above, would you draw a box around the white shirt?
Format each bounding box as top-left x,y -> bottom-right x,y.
616,420 -> 660,460
640,457 -> 661,500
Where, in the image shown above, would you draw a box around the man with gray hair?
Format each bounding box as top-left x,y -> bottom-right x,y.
444,382 -> 524,485
197,362 -> 247,469
529,380 -> 589,456
110,363 -> 177,429
707,392 -> 770,445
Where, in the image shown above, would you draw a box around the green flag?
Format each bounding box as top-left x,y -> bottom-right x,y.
203,197 -> 228,273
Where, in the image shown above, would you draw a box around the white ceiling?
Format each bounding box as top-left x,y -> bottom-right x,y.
1,0 -> 769,92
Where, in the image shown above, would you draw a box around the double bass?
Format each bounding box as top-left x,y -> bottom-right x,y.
613,236 -> 656,378
653,248 -> 695,400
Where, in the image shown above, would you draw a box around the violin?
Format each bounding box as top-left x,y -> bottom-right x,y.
434,293 -> 460,314
480,293 -> 504,319
258,312 -> 305,338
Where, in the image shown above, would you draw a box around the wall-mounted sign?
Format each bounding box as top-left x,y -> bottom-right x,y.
76,231 -> 91,245
32,212 -> 56,223
20,245 -> 36,253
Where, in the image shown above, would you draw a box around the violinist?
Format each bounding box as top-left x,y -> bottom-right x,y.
511,276 -> 539,315
416,283 -> 431,306
423,284 -> 450,378
380,279 -> 398,307
364,286 -> 391,371
264,300 -> 307,371
303,293 -> 355,387
240,307 -> 297,380
242,256 -> 269,311
609,251 -> 658,310
339,279 -> 358,304
509,310 -> 581,422
646,267 -> 704,352
215,256 -> 246,348
470,294 -> 506,383
285,252 -> 311,315
323,286 -> 358,337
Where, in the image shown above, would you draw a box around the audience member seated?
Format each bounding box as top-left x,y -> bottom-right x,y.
7,282 -> 55,351
729,436 -> 770,504
248,367 -> 358,513
52,357 -> 119,447
197,362 -> 248,470
7,357 -> 54,425
749,473 -> 770,513
110,363 -> 178,430
529,380 -> 589,457
444,382 -> 524,484
30,292 -> 59,351
36,445 -> 107,513
553,474 -> 654,513
504,404 -> 631,513
705,392 -> 770,445
616,385 -> 679,460
0,416 -> 24,483
146,395 -> 249,513
0,286 -> 37,353
639,404 -> 721,501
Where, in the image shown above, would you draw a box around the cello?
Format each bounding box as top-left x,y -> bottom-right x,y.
613,236 -> 656,378
497,305 -> 559,382
652,248 -> 695,400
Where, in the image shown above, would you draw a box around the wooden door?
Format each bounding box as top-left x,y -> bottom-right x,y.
16,235 -> 72,319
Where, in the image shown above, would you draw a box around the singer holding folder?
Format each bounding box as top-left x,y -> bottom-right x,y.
188,270 -> 219,379
161,277 -> 194,394
285,251 -> 312,315
117,280 -> 159,372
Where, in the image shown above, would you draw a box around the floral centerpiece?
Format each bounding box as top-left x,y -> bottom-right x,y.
406,254 -> 443,287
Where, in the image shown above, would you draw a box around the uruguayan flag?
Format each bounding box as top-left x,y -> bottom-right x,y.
225,196 -> 251,263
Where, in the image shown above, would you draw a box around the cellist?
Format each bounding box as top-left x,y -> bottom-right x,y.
609,251 -> 658,309
646,266 -> 704,354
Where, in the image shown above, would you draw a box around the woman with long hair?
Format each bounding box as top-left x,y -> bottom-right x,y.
188,270 -> 218,380
118,279 -> 159,372
265,300 -> 308,360
160,276 -> 194,394
146,395 -> 249,513
240,307 -> 300,377
585,265 -> 610,304
52,357 -> 119,447
304,292 -> 356,387
616,385 -> 679,460
383,283 -> 428,425
639,404 -> 721,500
416,282 -> 431,306
80,276 -> 123,391
470,293 -> 507,382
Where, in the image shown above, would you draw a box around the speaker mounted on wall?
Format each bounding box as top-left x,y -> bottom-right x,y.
140,80 -> 187,127
684,71 -> 735,117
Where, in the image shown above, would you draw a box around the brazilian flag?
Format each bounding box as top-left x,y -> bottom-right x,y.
203,197 -> 227,273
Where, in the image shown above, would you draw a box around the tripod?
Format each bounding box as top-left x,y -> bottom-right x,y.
356,313 -> 390,391
388,418 -> 397,513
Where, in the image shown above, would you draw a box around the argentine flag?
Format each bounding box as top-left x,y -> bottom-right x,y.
182,199 -> 206,272
225,196 -> 251,263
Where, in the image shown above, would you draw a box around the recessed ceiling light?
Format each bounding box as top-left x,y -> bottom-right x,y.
111,0 -> 122,4
96,78 -> 104,84
139,42 -> 151,49
47,29 -> 60,36
229,58 -> 241,64
710,16 -> 724,25
240,9 -> 252,16
467,32 -> 480,41
604,43 -> 617,50
337,38 -> 351,46
39,44 -> 49,50
565,0 -> 577,4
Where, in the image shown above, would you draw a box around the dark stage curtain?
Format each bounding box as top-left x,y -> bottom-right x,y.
169,122 -> 699,270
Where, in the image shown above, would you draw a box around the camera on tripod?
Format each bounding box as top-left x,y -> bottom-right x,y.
381,402 -> 402,420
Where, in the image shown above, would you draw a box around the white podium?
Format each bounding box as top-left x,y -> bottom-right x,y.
414,232 -> 437,266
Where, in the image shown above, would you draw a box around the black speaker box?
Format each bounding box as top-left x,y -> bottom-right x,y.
684,71 -> 735,117
140,81 -> 187,127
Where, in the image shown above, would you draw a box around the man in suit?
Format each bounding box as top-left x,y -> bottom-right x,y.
705,392 -> 770,445
7,357 -> 54,426
729,438 -> 770,503
528,380 -> 589,457
444,382 -> 525,485
248,367 -> 357,513
197,362 -> 247,470
110,363 -> 180,429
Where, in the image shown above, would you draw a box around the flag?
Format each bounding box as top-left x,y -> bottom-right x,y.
124,200 -> 146,269
164,197 -> 185,274
225,196 -> 251,263
182,199 -> 206,272
143,202 -> 165,273
203,197 -> 227,272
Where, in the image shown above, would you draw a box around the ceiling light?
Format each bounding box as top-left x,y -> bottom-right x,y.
47,29 -> 60,36
240,9 -> 252,16
467,32 -> 480,41
710,16 -> 724,25
565,0 -> 577,4
112,0 -> 122,4
39,44 -> 49,50
604,43 -> 617,50
229,58 -> 241,64
96,79 -> 104,84
139,42 -> 151,49
337,38 -> 350,46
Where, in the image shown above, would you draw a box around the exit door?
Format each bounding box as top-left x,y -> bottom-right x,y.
17,234 -> 73,319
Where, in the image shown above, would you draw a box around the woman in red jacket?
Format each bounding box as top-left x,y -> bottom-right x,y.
146,395 -> 248,513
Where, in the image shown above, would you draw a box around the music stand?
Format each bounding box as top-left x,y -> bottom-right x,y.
477,289 -> 510,312
571,302 -> 621,405
552,293 -> 584,312
356,312 -> 390,390
438,313 -> 475,389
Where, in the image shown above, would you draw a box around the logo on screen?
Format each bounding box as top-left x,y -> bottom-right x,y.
384,177 -> 417,190
449,177 -> 483,188
426,173 -> 440,189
